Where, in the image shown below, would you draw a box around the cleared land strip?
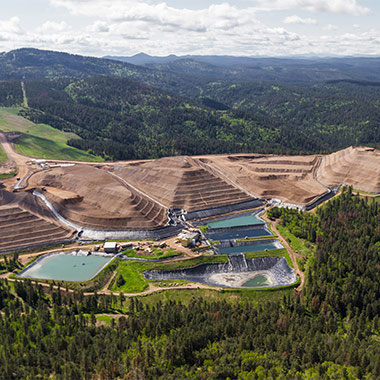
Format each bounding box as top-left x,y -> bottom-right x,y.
261,212 -> 304,291
21,82 -> 28,108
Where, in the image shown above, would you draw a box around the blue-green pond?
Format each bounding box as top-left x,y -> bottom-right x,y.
18,253 -> 113,282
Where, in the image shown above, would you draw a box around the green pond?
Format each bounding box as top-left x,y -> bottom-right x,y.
243,274 -> 272,287
19,253 -> 113,282
207,214 -> 263,229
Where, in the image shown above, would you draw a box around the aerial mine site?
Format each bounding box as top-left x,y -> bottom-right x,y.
1,124 -> 380,257
1,2 -> 380,376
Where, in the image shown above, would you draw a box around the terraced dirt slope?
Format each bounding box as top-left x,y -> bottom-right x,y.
111,156 -> 252,211
317,146 -> 380,193
200,154 -> 328,206
27,164 -> 168,230
0,190 -> 75,253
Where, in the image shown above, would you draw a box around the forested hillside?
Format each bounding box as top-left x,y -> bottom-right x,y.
1,189 -> 380,379
0,48 -> 379,160
15,76 -> 380,159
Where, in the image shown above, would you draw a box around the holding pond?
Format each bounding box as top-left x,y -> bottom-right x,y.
206,227 -> 272,241
18,252 -> 114,282
207,214 -> 264,229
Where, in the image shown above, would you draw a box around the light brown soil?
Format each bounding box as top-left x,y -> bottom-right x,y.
199,153 -> 328,206
0,190 -> 75,253
317,146 -> 380,193
109,156 -> 252,211
27,165 -> 168,230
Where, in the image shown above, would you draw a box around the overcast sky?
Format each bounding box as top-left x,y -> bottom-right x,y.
1,0 -> 379,57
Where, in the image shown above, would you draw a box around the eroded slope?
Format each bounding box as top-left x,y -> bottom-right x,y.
111,156 -> 253,211
318,146 -> 380,193
27,165 -> 168,230
200,154 -> 328,206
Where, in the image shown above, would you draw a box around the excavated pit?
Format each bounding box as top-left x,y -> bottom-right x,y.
27,165 -> 169,231
144,255 -> 296,288
109,156 -> 256,212
199,154 -> 328,207
0,189 -> 75,253
318,146 -> 380,193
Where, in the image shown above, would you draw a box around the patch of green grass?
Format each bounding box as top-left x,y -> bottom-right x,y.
276,224 -> 315,271
111,262 -> 149,293
126,287 -> 295,309
0,169 -> 17,179
96,315 -> 113,324
0,145 -> 7,163
122,248 -> 181,260
0,107 -> 103,161
276,224 -> 315,258
236,235 -> 278,243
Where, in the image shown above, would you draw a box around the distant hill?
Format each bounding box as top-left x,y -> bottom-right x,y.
0,48 -> 379,161
0,48 -> 205,97
106,53 -> 380,83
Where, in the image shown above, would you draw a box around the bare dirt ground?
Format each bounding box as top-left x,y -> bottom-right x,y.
317,146 -> 380,193
27,164 -> 168,230
0,131 -> 30,189
199,153 -> 328,206
110,156 -> 252,211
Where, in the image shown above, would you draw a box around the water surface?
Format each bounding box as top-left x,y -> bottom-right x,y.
206,228 -> 272,241
208,214 -> 264,229
19,253 -> 113,281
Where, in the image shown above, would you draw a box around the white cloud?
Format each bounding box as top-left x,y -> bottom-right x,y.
283,15 -> 317,25
323,24 -> 339,31
0,1 -> 377,58
0,17 -> 22,35
353,24 -> 361,29
36,21 -> 70,34
256,0 -> 369,16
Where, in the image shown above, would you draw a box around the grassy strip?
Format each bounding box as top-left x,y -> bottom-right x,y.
0,145 -> 7,163
0,169 -> 17,179
115,287 -> 295,309
276,224 -> 316,271
15,134 -> 103,162
0,107 -> 103,162
122,248 -> 181,260
235,235 -> 278,243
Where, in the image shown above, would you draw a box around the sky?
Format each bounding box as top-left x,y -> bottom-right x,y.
0,0 -> 379,57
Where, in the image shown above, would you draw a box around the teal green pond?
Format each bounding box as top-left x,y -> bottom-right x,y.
207,214 -> 263,229
243,274 -> 272,287
19,253 -> 113,282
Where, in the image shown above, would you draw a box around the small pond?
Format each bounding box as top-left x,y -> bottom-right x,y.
18,252 -> 113,282
206,227 -> 272,241
207,214 -> 264,229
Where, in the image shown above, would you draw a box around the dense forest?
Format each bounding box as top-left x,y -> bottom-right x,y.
0,75 -> 378,159
1,189 -> 380,379
0,49 -> 379,159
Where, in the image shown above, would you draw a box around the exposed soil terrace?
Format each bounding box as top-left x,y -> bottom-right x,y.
27,164 -> 168,230
317,146 -> 380,193
111,156 -> 253,211
0,190 -> 75,253
199,153 -> 328,206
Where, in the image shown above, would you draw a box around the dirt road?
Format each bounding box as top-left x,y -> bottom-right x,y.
261,212 -> 305,291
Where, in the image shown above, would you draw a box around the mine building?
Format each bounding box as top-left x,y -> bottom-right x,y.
178,231 -> 200,247
103,242 -> 118,254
